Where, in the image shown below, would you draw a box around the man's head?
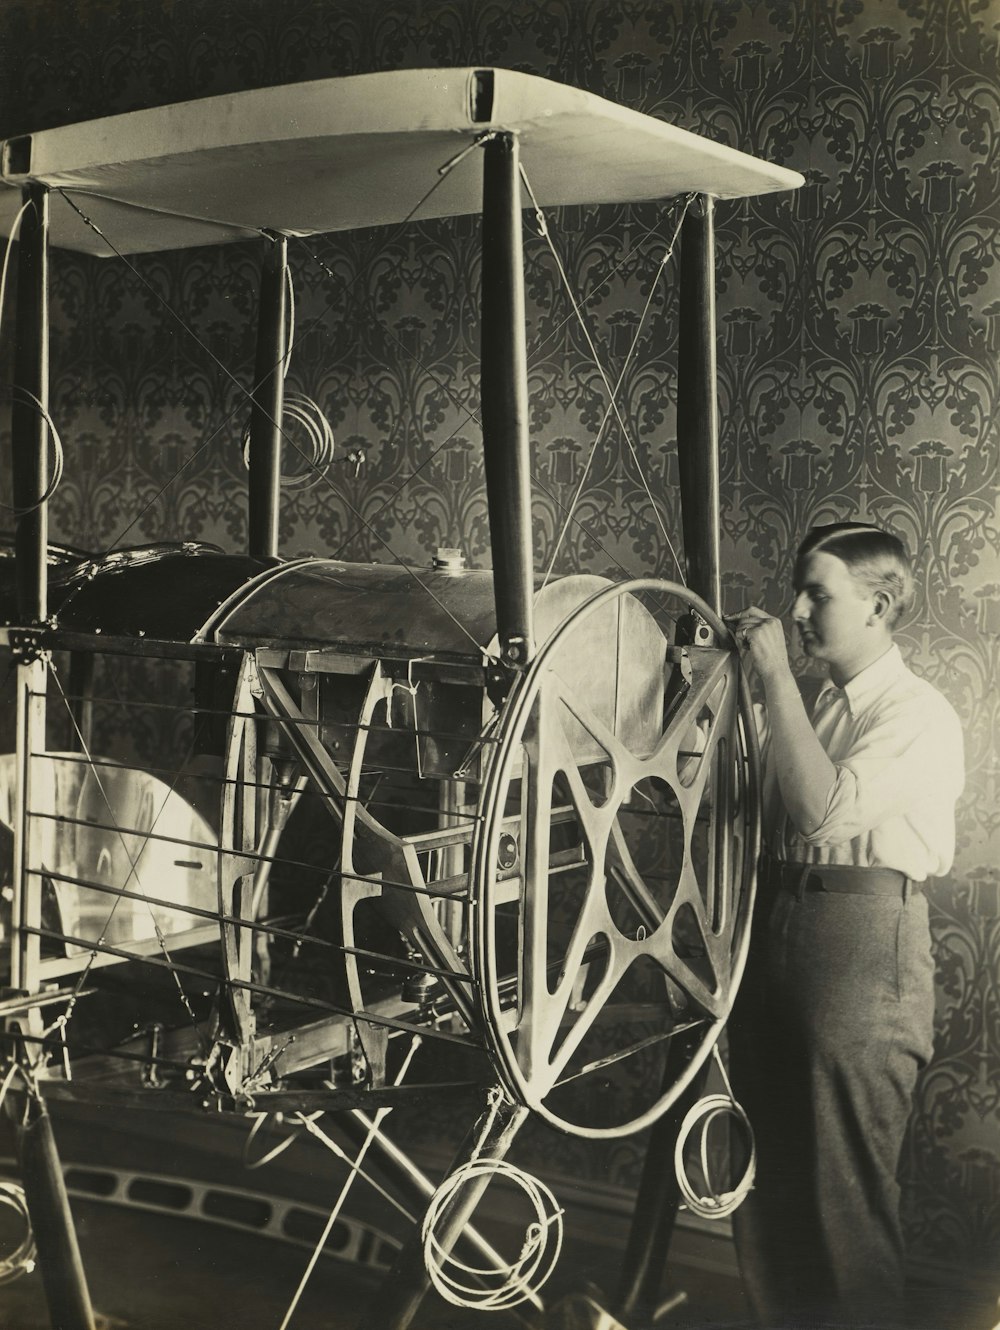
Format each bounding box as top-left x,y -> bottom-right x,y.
795,522 -> 915,629
792,523 -> 914,683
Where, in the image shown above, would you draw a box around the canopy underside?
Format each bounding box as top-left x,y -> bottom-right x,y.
0,67 -> 803,256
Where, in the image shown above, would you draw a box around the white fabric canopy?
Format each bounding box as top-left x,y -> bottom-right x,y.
0,67 -> 802,256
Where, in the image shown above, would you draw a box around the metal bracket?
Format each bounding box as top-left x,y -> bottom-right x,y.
674,609 -> 715,648
9,628 -> 47,664
666,645 -> 693,687
500,635 -> 529,667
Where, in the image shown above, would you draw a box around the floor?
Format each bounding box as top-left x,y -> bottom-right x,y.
0,1100 -> 752,1330
2,1102 -> 993,1330
0,1201 -> 753,1330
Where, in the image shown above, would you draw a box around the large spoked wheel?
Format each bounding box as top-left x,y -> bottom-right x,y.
472,579 -> 760,1138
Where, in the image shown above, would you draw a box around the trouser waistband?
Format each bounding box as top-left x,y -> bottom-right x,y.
760,855 -> 919,901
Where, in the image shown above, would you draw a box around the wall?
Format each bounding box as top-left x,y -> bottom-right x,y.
1,0 -> 998,1303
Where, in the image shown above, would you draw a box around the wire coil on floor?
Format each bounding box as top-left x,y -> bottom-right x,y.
421,1156 -> 563,1311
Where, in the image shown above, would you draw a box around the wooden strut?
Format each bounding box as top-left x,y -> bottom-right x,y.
613,1035 -> 711,1322
12,182 -> 49,624
9,178 -> 97,1330
675,195 -> 721,613
337,1109 -> 519,1283
480,131 -> 535,669
247,231 -> 288,560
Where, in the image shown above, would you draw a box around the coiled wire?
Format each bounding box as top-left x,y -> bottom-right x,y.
421,1156 -> 563,1311
241,392 -> 336,490
0,1183 -> 36,1285
0,1063 -> 36,1285
673,1045 -> 756,1220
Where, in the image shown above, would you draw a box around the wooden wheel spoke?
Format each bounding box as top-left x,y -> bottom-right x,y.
518,683 -> 615,1078
554,682 -> 634,782
648,649 -> 735,787
538,946 -> 626,1092
474,578 -> 760,1138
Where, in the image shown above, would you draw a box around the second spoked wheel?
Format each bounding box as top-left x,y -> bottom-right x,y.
472,578 -> 760,1138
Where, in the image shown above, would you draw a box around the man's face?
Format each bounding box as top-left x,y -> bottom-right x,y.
791,550 -> 876,674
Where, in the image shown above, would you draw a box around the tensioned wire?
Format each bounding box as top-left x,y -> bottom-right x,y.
40,658 -> 211,1052
302,181 -> 690,584
48,190 -> 499,665
47,144 -> 510,632
32,667 -> 484,1053
47,137 -> 689,610
17,138 -> 699,1062
514,167 -> 689,585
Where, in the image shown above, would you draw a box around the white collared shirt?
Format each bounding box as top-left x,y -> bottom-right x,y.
760,643 -> 965,880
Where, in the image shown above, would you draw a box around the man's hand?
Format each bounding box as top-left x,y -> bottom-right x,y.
727,606 -> 836,837
727,607 -> 794,689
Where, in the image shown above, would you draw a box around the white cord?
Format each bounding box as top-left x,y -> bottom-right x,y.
241,392 -> 336,489
0,384 -> 65,513
0,201 -> 30,337
420,1101 -> 562,1313
0,1182 -> 36,1284
0,1062 -> 37,1285
673,1047 -> 756,1220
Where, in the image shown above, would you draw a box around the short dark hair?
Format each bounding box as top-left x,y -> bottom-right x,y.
796,522 -> 915,628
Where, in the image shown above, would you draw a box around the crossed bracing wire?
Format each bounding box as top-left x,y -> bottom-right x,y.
1,133 -> 697,1085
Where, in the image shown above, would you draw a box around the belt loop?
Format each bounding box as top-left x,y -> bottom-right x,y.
903,877 -> 913,902
795,865 -> 811,901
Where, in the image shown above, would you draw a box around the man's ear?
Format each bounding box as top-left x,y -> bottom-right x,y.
870,590 -> 893,624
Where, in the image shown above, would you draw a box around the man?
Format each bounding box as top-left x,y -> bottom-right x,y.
727,521 -> 965,1329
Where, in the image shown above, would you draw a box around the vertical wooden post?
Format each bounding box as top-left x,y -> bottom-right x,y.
247,232 -> 288,560
11,182 -> 49,624
480,133 -> 535,668
617,194 -> 722,1318
8,178 -> 95,1330
676,194 -> 721,613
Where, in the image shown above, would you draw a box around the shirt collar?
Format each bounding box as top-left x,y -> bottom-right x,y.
815,643 -> 905,718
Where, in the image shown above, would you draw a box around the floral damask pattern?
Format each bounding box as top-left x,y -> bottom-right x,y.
1,0 -> 998,1293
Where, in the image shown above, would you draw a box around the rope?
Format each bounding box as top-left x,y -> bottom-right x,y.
241,393 -> 336,490
0,199 -> 30,336
673,1045 -> 756,1220
240,266 -> 336,489
420,1088 -> 560,1312
0,1058 -> 39,1283
0,1183 -> 36,1285
0,384 -> 65,514
242,1106 -> 320,1171
421,1156 -> 562,1311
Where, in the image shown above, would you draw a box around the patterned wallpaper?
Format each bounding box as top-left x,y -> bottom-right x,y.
1,0 -> 998,1296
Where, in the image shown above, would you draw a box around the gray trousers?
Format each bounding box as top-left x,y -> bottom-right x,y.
728,879 -> 935,1330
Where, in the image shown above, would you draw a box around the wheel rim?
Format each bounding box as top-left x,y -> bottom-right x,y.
472,579 -> 760,1138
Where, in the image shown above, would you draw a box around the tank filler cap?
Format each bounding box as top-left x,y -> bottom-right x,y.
433,547 -> 466,571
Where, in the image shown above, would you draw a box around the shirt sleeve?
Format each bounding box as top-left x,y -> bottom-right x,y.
799,692 -> 965,847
